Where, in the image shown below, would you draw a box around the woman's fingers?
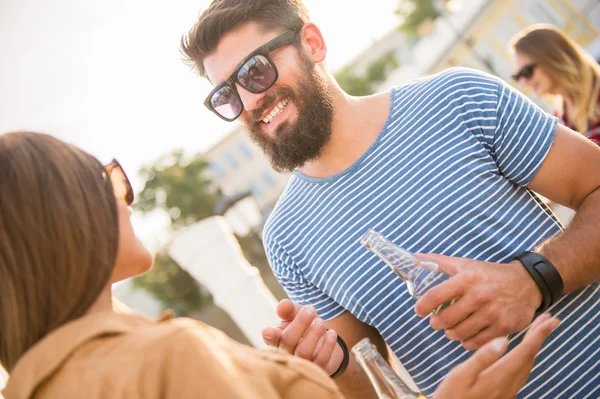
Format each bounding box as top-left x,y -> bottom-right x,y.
313,329 -> 339,371
450,337 -> 509,383
472,315 -> 560,399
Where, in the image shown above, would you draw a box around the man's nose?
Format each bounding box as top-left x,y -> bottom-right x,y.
236,84 -> 266,113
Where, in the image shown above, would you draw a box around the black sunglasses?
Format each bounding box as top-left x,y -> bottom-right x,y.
512,64 -> 537,81
105,159 -> 134,206
204,30 -> 298,122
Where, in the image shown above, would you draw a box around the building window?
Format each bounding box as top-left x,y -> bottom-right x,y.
210,162 -> 226,179
262,170 -> 276,187
224,152 -> 239,168
239,142 -> 253,159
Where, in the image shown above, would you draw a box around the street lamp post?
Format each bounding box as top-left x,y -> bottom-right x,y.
433,0 -> 498,75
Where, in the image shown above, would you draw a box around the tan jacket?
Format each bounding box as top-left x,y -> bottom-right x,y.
2,311 -> 345,399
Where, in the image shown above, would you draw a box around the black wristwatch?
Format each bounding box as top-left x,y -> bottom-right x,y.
513,251 -> 564,313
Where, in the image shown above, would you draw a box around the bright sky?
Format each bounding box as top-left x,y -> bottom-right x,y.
0,0 -> 399,248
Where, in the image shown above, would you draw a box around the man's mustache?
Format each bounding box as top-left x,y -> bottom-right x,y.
250,88 -> 295,123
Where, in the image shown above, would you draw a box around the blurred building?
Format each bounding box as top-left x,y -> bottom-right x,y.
384,0 -> 600,109
432,0 -> 599,83
203,126 -> 290,218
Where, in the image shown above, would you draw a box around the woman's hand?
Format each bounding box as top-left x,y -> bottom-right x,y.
433,313 -> 559,399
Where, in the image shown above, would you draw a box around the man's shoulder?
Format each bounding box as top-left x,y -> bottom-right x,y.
395,67 -> 499,94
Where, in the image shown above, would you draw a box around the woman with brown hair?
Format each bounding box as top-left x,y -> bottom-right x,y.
510,24 -> 600,144
0,132 -> 558,399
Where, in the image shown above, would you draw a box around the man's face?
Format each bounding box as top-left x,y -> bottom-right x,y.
204,22 -> 334,172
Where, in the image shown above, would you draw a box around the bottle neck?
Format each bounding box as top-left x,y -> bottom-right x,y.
353,339 -> 423,399
361,230 -> 421,283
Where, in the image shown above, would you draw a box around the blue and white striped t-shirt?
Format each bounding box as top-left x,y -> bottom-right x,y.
263,68 -> 600,398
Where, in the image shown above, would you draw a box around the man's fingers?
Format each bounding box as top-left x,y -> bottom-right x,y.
294,318 -> 327,360
444,311 -> 490,342
279,306 -> 318,353
431,288 -> 493,332
448,337 -> 509,383
262,327 -> 282,347
415,271 -> 482,317
276,299 -> 303,322
416,253 -> 461,275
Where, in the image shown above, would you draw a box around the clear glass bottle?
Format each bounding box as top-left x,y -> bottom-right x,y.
360,228 -> 454,313
352,338 -> 428,399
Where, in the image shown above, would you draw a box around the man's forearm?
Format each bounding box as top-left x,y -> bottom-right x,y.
537,187 -> 600,292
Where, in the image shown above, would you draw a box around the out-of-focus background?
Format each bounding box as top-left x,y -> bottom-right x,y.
1,0 -> 599,386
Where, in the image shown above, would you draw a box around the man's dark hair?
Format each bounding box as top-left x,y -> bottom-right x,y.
181,0 -> 310,77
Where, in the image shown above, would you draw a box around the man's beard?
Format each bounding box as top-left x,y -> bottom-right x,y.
244,61 -> 334,173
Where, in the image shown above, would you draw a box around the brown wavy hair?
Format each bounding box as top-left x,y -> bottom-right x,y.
181,0 -> 310,77
511,24 -> 600,133
0,132 -> 119,372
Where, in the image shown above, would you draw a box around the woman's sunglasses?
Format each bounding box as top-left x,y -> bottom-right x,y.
512,64 -> 537,81
204,30 -> 298,122
105,159 -> 134,206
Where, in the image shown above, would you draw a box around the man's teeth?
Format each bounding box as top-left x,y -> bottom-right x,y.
262,99 -> 289,124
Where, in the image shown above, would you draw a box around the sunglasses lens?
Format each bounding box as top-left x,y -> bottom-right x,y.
107,163 -> 134,205
210,85 -> 243,120
237,55 -> 277,92
514,65 -> 535,81
522,66 -> 534,79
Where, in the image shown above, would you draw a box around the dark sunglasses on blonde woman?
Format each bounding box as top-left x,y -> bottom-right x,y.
105,159 -> 134,205
512,63 -> 537,81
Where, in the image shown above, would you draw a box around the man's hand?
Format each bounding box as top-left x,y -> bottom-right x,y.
433,314 -> 559,399
415,254 -> 543,350
262,299 -> 344,375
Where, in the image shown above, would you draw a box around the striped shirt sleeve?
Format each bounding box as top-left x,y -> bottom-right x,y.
444,68 -> 557,186
265,238 -> 347,320
453,68 -> 557,186
492,75 -> 558,185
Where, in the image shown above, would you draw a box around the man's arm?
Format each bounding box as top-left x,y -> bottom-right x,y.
326,311 -> 393,399
415,124 -> 600,349
527,123 -> 600,291
262,300 -> 392,399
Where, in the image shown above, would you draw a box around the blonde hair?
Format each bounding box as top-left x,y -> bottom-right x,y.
511,24 -> 600,133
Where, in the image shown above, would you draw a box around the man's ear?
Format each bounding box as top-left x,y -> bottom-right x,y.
299,23 -> 327,64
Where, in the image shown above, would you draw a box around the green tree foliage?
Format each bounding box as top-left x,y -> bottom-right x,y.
135,149 -> 218,228
335,66 -> 373,96
366,52 -> 400,82
335,51 -> 400,96
132,149 -> 218,316
396,0 -> 440,37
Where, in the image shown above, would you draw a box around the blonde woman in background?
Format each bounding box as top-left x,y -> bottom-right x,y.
510,24 -> 600,144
